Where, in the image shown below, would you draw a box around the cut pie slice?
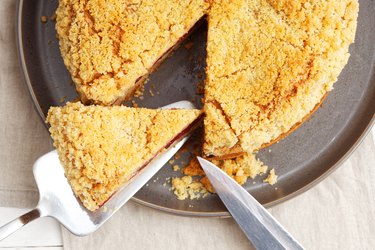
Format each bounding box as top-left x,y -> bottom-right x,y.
56,0 -> 209,105
203,0 -> 358,158
46,102 -> 202,211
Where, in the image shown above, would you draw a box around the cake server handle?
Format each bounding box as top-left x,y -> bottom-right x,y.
0,208 -> 41,240
0,201 -> 50,241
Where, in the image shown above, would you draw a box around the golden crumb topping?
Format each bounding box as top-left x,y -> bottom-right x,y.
46,102 -> 201,210
203,0 -> 358,156
56,0 -> 209,105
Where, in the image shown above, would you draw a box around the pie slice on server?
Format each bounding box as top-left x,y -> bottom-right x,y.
46,102 -> 202,211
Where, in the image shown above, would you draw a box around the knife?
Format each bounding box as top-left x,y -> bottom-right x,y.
197,157 -> 304,250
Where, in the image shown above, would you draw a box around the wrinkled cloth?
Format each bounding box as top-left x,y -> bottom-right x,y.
0,0 -> 53,208
0,1 -> 374,249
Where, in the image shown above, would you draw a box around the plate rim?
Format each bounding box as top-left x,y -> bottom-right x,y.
16,0 -> 375,217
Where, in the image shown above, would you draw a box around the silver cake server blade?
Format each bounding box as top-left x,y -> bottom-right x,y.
0,101 -> 198,240
197,157 -> 304,250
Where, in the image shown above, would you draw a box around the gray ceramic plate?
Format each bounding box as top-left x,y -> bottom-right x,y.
17,0 -> 375,216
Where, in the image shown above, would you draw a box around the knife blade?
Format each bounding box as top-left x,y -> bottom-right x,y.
197,157 -> 304,250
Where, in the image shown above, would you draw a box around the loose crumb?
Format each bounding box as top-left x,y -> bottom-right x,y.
134,85 -> 145,98
49,13 -> 57,21
59,96 -> 66,103
131,100 -> 138,108
40,15 -> 48,23
263,169 -> 278,185
171,176 -> 208,200
173,165 -> 180,171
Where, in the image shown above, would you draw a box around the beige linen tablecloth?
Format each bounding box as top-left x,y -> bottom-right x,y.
1,1 -> 374,249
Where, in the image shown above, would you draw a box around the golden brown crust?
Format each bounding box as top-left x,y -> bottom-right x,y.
46,102 -> 201,211
203,0 -> 358,157
208,144 -> 245,160
258,92 -> 328,151
56,0 -> 209,105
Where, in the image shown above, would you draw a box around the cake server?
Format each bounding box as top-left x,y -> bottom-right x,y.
197,157 -> 304,250
0,101 -> 197,241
